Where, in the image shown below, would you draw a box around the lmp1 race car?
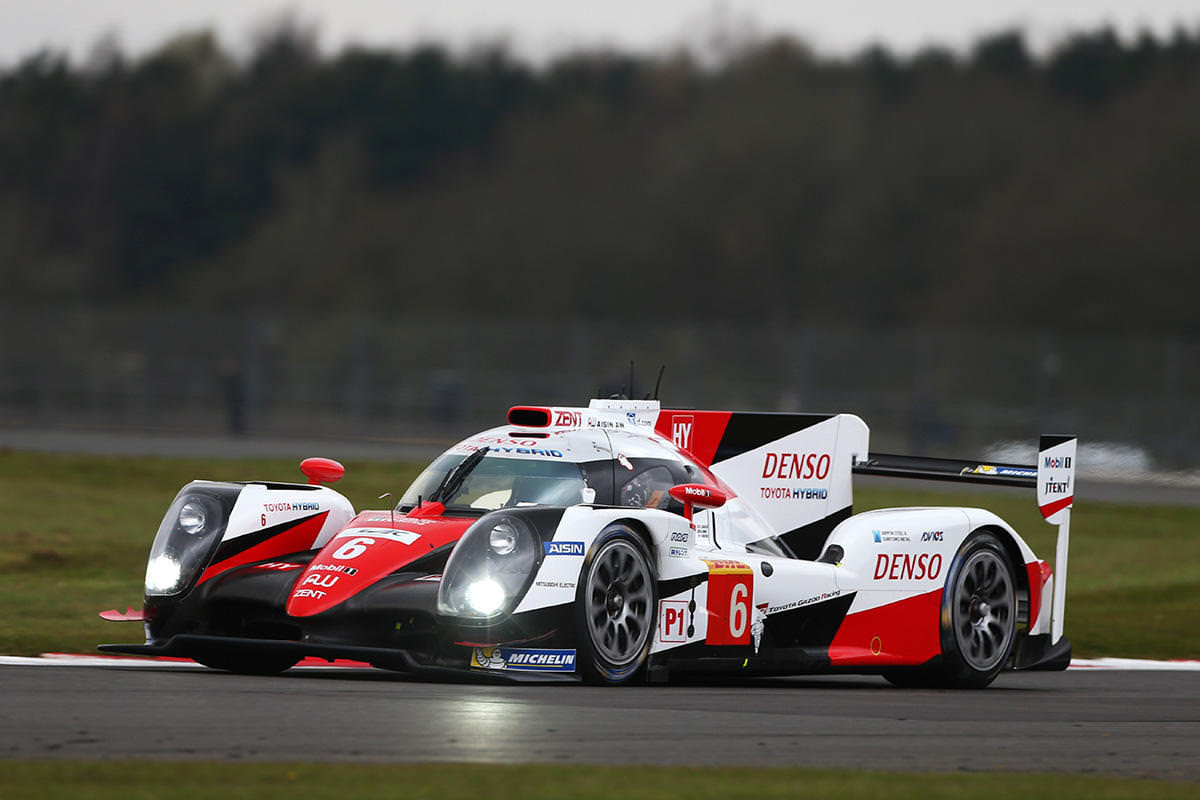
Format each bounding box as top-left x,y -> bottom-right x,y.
101,398 -> 1077,688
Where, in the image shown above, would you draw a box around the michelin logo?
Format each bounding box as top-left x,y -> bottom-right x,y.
471,647 -> 577,672
544,541 -> 585,556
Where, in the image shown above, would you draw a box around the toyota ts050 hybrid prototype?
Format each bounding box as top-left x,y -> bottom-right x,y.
102,399 -> 1077,688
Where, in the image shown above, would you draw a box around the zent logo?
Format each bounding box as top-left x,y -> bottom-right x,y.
555,410 -> 582,427
672,415 -> 694,451
544,541 -> 585,556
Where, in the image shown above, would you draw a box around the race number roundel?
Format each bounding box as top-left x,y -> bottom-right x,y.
703,559 -> 754,646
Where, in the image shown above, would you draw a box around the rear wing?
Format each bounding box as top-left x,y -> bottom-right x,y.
852,453 -> 1037,487
855,436 -> 1077,644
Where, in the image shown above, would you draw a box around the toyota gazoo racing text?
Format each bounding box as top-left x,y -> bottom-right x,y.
101,399 -> 1077,688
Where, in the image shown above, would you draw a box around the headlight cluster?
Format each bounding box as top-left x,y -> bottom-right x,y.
144,485 -> 233,596
438,514 -> 542,619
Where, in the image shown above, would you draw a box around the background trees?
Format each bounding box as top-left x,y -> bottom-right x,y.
2,24 -> 1198,334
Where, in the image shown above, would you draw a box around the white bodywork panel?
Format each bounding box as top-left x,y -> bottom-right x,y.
221,483 -> 356,551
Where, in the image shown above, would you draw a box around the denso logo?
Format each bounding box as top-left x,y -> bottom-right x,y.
544,541 -> 585,556
873,553 -> 943,581
762,452 -> 831,480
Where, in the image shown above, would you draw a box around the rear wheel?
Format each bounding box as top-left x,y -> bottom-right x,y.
934,532 -> 1017,689
575,525 -> 657,684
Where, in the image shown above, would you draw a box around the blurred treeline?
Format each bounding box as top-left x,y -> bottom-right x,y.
3,24 -> 1198,333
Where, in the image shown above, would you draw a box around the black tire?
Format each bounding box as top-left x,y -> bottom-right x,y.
192,649 -> 299,676
575,525 -> 657,684
933,531 -> 1018,689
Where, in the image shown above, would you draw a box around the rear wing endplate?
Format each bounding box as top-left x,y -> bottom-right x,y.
853,436 -> 1077,644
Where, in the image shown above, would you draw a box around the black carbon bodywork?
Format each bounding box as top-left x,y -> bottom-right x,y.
105,506 -> 584,677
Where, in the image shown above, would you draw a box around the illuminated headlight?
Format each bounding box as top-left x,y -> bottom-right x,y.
465,579 -> 507,615
145,555 -> 183,594
438,513 -> 542,619
178,500 -> 209,535
143,486 -> 233,597
488,520 -> 519,555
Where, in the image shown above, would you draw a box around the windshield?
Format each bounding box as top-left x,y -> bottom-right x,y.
399,453 -> 591,512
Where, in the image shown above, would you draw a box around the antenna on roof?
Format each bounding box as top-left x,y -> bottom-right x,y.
651,365 -> 665,400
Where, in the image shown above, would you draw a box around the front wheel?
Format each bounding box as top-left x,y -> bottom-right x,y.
933,531 -> 1018,689
575,525 -> 657,684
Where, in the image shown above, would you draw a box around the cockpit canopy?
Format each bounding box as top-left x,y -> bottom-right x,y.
397,423 -> 788,557
399,453 -> 592,512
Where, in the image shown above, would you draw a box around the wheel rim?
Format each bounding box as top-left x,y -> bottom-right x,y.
585,539 -> 653,667
951,548 -> 1015,672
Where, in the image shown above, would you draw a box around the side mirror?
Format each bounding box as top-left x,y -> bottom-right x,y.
668,483 -> 728,521
300,457 -> 345,485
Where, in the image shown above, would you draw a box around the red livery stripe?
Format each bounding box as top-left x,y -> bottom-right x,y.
198,512 -> 329,585
828,588 -> 943,665
1039,495 -> 1073,519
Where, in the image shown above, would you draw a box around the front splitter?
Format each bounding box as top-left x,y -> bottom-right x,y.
99,634 -> 580,683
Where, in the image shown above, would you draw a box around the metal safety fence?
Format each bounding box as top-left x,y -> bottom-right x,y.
2,306 -> 1196,472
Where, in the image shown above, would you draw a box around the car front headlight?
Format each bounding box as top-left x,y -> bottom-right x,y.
438,514 -> 542,619
144,554 -> 183,594
488,519 -> 520,556
144,486 -> 233,596
178,500 -> 210,535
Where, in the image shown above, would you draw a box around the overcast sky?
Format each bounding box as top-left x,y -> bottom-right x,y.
3,1 -> 1199,67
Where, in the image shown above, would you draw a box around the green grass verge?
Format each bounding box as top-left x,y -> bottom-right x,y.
1,451 -> 1198,659
0,762 -> 1195,799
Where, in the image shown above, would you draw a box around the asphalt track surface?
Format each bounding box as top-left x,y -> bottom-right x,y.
3,429 -> 1197,778
2,663 -> 1198,778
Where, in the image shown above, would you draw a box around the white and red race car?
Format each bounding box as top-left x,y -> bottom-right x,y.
102,398 -> 1076,688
